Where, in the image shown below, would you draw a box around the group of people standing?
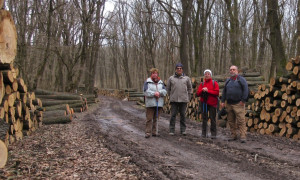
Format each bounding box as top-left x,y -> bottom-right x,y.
143,63 -> 248,143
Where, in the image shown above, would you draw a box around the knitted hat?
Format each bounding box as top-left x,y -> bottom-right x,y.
175,63 -> 183,69
204,69 -> 212,76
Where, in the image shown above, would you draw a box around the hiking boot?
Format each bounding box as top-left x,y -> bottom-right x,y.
152,133 -> 159,137
181,131 -> 187,136
145,134 -> 150,138
240,138 -> 246,143
169,132 -> 175,136
228,136 -> 237,141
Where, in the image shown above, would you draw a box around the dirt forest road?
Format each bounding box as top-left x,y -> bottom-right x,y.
94,96 -> 300,180
1,95 -> 300,179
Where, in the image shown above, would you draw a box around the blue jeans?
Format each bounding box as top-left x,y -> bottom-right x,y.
169,102 -> 187,133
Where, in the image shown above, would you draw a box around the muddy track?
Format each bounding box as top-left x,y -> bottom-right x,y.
92,96 -> 300,180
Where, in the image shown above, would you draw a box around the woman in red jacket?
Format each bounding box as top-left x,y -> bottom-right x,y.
196,69 -> 219,139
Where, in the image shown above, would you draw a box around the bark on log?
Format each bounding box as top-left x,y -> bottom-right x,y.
2,70 -> 13,84
43,115 -> 72,125
36,94 -> 82,101
0,139 -> 7,168
43,110 -> 67,117
44,103 -> 84,111
0,10 -> 17,64
42,100 -> 83,107
0,72 -> 4,104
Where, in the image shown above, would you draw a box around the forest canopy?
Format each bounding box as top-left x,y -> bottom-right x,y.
4,0 -> 299,92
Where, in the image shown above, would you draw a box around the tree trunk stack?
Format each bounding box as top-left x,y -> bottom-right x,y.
243,56 -> 300,140
34,89 -> 98,125
0,8 -> 44,168
98,88 -> 127,100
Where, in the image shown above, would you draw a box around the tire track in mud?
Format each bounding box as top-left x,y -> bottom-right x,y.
94,96 -> 300,180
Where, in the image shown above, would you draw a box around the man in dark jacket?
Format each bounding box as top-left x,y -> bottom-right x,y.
221,65 -> 248,143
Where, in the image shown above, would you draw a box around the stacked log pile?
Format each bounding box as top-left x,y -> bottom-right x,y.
244,57 -> 300,140
98,88 -> 127,100
34,89 -> 97,125
0,9 -> 46,147
163,72 -> 265,122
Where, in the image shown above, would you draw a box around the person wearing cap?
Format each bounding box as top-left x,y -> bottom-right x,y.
196,69 -> 219,139
166,63 -> 192,136
143,68 -> 167,138
221,65 -> 248,143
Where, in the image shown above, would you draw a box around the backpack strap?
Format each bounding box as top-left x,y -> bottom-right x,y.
202,80 -> 216,88
237,76 -> 244,91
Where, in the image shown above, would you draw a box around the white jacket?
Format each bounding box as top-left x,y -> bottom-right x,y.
143,78 -> 167,107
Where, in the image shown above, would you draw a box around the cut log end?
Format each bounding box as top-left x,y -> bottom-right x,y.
0,140 -> 8,168
0,10 -> 17,64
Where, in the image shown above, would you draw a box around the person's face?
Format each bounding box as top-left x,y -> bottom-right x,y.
229,66 -> 238,76
204,72 -> 211,79
176,67 -> 183,75
151,72 -> 158,78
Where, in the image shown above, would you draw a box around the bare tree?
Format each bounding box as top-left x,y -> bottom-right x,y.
117,0 -> 132,88
297,0 -> 300,56
224,0 -> 241,66
266,0 -> 286,78
192,0 -> 215,75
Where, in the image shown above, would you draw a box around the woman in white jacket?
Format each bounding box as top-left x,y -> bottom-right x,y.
143,68 -> 167,138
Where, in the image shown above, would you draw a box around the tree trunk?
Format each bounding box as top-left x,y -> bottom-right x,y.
266,0 -> 287,78
180,0 -> 193,75
225,0 -> 241,66
297,0 -> 300,56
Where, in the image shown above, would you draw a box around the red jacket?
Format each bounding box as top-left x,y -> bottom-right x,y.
196,78 -> 220,107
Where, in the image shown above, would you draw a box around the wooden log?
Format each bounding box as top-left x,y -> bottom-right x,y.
279,77 -> 289,84
0,10 -> 17,64
43,115 -> 72,125
12,79 -> 18,92
273,90 -> 283,99
286,60 -> 294,71
17,78 -> 27,93
3,93 -> 15,107
0,140 -> 7,168
32,98 -> 42,107
287,127 -> 297,135
274,108 -> 283,117
44,102 -> 84,111
36,94 -> 83,101
269,124 -> 279,133
4,84 -> 11,95
42,100 -> 83,107
43,110 -> 67,117
280,100 -> 287,109
269,77 -> 280,86
293,65 -> 299,75
279,126 -> 286,137
2,70 -> 13,84
296,98 -> 300,106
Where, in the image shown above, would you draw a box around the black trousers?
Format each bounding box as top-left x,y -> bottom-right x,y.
169,102 -> 187,133
200,102 -> 217,136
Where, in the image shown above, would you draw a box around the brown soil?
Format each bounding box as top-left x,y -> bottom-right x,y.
1,96 -> 300,179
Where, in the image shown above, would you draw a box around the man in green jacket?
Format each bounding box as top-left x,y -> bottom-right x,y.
166,63 -> 192,136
